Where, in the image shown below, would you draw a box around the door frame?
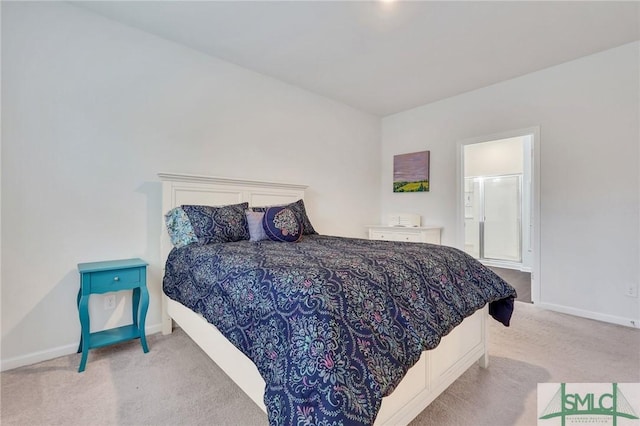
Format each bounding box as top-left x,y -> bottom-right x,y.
457,126 -> 541,304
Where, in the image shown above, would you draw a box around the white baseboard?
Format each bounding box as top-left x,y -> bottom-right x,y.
0,342 -> 80,372
0,323 -> 163,372
536,302 -> 640,329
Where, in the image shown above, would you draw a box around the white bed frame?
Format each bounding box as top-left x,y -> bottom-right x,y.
159,172 -> 489,425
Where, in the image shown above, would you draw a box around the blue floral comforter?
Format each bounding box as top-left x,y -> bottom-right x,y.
163,235 -> 516,425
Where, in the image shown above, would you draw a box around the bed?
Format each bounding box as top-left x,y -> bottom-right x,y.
159,172 -> 516,425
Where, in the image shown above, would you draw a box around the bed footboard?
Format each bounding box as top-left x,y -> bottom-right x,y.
164,293 -> 488,426
375,306 -> 488,425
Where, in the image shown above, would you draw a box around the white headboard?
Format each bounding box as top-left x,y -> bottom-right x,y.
158,172 -> 308,262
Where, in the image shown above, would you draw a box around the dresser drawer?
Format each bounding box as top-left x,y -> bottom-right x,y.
395,233 -> 421,243
370,230 -> 391,241
368,226 -> 442,245
89,267 -> 142,293
370,230 -> 421,242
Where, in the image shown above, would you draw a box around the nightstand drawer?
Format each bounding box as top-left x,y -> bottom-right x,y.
90,268 -> 142,293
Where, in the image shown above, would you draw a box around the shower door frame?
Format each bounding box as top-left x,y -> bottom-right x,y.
465,174 -> 523,264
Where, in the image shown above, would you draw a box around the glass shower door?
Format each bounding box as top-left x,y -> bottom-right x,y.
483,176 -> 521,262
464,175 -> 522,263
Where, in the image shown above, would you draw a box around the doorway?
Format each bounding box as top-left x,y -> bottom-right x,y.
458,128 -> 540,304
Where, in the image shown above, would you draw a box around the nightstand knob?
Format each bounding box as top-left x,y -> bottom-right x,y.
113,276 -> 120,281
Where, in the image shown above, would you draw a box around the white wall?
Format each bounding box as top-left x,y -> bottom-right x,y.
1,2 -> 381,369
464,137 -> 524,177
381,42 -> 640,327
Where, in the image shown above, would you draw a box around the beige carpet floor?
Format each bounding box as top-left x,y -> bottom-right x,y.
488,267 -> 532,304
2,302 -> 639,426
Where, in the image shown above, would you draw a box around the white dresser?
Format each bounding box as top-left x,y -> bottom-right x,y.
367,225 -> 442,245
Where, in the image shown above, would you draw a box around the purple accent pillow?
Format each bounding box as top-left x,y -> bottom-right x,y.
182,202 -> 249,244
246,210 -> 268,242
262,207 -> 302,242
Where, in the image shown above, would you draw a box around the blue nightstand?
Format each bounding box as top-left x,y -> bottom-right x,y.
77,258 -> 149,372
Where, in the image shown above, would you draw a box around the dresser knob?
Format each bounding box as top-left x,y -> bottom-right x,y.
113,276 -> 120,281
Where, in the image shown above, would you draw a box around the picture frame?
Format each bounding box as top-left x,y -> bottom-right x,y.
393,150 -> 430,192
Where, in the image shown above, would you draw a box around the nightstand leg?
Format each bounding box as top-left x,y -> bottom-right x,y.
78,295 -> 90,372
132,287 -> 140,328
138,286 -> 150,353
76,289 -> 83,353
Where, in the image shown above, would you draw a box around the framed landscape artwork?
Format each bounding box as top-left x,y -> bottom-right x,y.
393,150 -> 430,192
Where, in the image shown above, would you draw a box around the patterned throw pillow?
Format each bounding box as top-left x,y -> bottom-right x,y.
262,206 -> 302,242
182,202 -> 250,244
245,210 -> 268,242
253,199 -> 317,235
164,207 -> 198,248
288,199 -> 317,235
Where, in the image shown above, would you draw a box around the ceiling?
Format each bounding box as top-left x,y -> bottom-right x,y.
75,1 -> 639,116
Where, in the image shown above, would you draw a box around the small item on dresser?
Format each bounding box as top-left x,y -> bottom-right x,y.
76,258 -> 149,372
387,213 -> 421,227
